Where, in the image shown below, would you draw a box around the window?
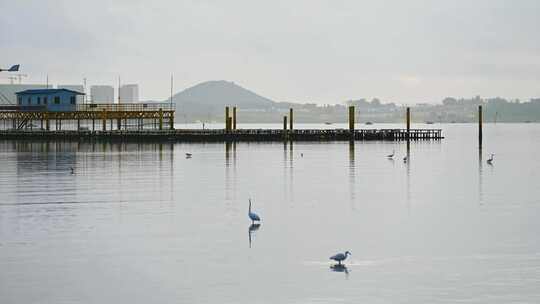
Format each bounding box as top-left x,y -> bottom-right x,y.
27,97 -> 31,105
44,97 -> 48,104
37,97 -> 41,105
70,96 -> 76,105
54,96 -> 60,104
18,97 -> 22,105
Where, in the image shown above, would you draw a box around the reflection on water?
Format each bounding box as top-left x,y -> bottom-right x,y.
348,141 -> 355,210
2,124 -> 540,303
248,223 -> 261,248
478,146 -> 483,205
330,264 -> 349,278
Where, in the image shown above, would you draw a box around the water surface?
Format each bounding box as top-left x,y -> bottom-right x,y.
1,123 -> 539,303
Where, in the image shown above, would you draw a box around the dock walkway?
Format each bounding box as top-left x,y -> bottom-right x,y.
0,128 -> 442,142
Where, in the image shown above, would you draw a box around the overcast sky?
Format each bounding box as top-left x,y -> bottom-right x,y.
1,0 -> 539,104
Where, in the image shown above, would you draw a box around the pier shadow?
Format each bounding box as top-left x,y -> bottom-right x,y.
248,223 -> 261,248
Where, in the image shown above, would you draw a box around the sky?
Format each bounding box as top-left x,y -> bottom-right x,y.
1,0 -> 539,104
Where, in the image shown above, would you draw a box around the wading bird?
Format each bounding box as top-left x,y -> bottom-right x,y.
487,154 -> 494,165
403,155 -> 408,163
387,150 -> 395,158
330,251 -> 351,265
248,198 -> 261,224
70,167 -> 74,174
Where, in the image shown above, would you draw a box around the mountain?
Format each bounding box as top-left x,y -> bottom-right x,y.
168,80 -> 276,119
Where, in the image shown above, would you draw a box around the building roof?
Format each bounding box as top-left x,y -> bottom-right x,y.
15,89 -> 85,95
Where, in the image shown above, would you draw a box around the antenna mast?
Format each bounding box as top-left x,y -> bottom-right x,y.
170,74 -> 173,109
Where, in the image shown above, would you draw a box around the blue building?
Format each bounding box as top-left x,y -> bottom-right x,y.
15,89 -> 85,111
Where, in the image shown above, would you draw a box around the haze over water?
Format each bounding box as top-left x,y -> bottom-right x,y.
1,123 -> 539,303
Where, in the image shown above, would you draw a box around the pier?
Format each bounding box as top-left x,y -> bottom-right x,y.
0,104 -> 443,142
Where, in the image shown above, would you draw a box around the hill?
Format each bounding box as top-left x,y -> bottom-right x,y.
167,80 -> 276,119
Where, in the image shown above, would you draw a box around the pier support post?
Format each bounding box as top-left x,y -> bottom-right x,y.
117,118 -> 121,130
348,106 -> 355,134
102,110 -> 107,131
228,117 -> 232,133
283,116 -> 288,137
478,105 -> 483,144
289,108 -> 294,132
225,106 -> 230,132
45,113 -> 50,131
170,112 -> 175,130
406,107 -> 410,139
233,106 -> 237,130
159,108 -> 163,130
77,119 -> 81,131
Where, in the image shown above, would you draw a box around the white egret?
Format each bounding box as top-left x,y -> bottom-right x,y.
330,251 -> 351,265
248,199 -> 261,224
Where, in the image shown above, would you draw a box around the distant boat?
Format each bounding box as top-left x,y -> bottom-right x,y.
324,122 -> 333,125
365,121 -> 373,125
425,121 -> 434,124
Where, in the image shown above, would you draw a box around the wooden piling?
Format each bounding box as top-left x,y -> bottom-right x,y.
225,106 -> 230,131
233,106 -> 237,130
117,118 -> 121,130
227,117 -> 232,133
349,106 -> 355,133
289,108 -> 294,131
406,107 -> 410,138
283,116 -> 288,137
478,105 -> 483,143
159,108 -> 163,130
170,112 -> 174,130
102,109 -> 106,131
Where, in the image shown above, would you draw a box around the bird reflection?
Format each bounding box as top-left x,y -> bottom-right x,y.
248,223 -> 261,248
330,264 -> 350,278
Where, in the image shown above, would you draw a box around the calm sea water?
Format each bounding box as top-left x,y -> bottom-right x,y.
1,123 -> 539,303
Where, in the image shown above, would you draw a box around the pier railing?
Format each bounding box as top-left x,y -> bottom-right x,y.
0,103 -> 174,112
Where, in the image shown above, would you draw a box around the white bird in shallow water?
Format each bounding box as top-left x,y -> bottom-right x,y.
185,153 -> 192,158
330,251 -> 351,265
387,150 -> 395,158
487,153 -> 494,165
248,199 -> 261,224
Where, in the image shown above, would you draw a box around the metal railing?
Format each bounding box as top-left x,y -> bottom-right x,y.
0,103 -> 174,112
77,103 -> 174,112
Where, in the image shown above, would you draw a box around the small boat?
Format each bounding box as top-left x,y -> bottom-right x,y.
365,121 -> 373,125
324,122 -> 332,125
425,121 -> 434,124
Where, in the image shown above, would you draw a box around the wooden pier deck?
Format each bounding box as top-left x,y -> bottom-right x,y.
0,128 -> 443,142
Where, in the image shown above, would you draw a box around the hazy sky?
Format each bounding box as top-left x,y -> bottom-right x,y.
1,0 -> 539,104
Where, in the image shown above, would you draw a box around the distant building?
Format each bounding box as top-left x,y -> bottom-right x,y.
0,84 -> 49,104
57,85 -> 85,103
90,85 -> 115,103
119,84 -> 139,103
16,89 -> 85,111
